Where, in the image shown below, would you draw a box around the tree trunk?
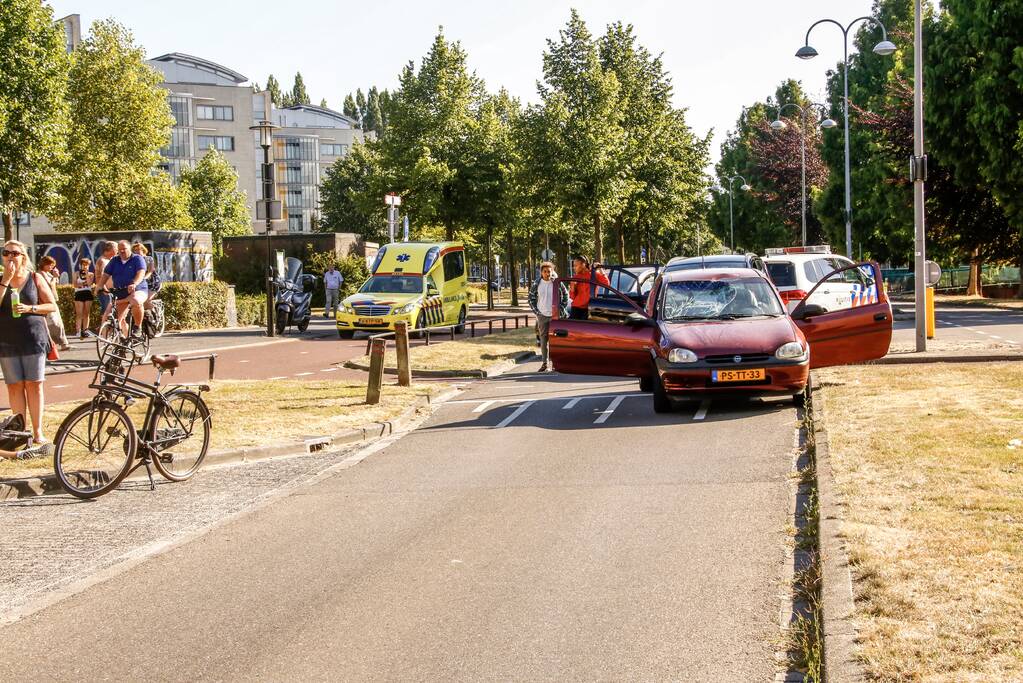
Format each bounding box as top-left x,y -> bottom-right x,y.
593,213 -> 604,263
1018,250 -> 1023,299
615,218 -> 625,264
445,224 -> 455,241
2,212 -> 13,243
485,226 -> 494,311
966,248 -> 982,297
507,227 -> 519,308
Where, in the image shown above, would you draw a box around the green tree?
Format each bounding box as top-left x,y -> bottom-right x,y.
50,19 -> 187,232
318,141 -> 386,241
319,97 -> 328,108
290,72 -> 310,105
342,93 -> 359,122
265,74 -> 282,106
0,0 -> 69,240
180,149 -> 250,256
530,10 -> 631,262
364,86 -> 384,135
355,88 -> 367,123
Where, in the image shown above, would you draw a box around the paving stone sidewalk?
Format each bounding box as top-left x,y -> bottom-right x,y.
0,445 -> 360,620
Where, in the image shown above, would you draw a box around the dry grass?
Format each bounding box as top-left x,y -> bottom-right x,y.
888,337 -> 1021,354
353,327 -> 536,372
0,379 -> 446,480
933,294 -> 1023,310
816,363 -> 1023,681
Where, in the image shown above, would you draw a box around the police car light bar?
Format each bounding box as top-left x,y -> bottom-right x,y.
764,245 -> 832,256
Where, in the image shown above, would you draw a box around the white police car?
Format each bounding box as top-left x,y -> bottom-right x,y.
763,246 -> 876,313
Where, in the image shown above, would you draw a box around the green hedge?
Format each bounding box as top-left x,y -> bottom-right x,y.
55,281 -> 230,333
235,293 -> 267,327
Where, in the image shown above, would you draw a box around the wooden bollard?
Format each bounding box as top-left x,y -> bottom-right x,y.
366,338 -> 386,404
394,321 -> 411,388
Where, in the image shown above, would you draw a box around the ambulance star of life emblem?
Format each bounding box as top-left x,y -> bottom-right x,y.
396,253 -> 411,262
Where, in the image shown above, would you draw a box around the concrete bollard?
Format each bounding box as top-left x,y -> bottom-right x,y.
366,338 -> 386,404
394,321 -> 411,388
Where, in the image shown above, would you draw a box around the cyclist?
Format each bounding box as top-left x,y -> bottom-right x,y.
100,240 -> 148,339
131,243 -> 160,309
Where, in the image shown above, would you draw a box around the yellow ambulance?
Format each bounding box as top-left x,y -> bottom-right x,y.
336,241 -> 469,338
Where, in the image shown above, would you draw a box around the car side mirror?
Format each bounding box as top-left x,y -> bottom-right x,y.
428,286 -> 439,296
791,303 -> 828,320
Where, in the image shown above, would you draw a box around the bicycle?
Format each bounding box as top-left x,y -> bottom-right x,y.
55,335 -> 213,499
94,289 -> 156,363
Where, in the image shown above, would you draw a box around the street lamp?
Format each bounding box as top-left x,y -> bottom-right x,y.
716,175 -> 751,252
796,16 -> 895,257
249,119 -> 279,337
767,102 -> 836,247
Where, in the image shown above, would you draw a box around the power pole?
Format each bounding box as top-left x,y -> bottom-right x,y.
912,0 -> 928,352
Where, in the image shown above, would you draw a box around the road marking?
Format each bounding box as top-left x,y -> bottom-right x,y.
52,384 -> 69,389
472,400 -> 495,413
989,335 -> 1002,339
268,376 -> 286,380
320,367 -> 338,372
294,372 -> 313,376
300,351 -> 309,355
238,359 -> 250,363
594,395 -> 626,424
494,401 -> 534,429
562,397 -> 582,410
693,400 -> 711,421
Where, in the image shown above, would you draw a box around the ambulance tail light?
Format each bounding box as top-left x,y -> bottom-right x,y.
780,289 -> 808,304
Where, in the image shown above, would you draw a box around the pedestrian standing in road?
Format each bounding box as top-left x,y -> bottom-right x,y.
568,256 -> 609,321
0,240 -> 58,449
528,261 -> 568,373
323,264 -> 344,318
72,258 -> 95,339
37,256 -> 71,351
94,241 -> 117,321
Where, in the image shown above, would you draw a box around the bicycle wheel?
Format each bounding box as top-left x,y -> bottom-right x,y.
95,319 -> 117,360
53,401 -> 137,499
149,390 -> 211,482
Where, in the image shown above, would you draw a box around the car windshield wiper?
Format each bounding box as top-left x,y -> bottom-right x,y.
665,315 -> 717,321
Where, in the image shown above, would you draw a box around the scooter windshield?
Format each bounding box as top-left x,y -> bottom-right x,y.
282,257 -> 303,282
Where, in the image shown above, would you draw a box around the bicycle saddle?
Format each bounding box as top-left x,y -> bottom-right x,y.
151,354 -> 181,371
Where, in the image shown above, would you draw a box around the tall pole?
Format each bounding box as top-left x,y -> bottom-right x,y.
842,40 -> 853,258
728,189 -> 734,252
263,143 -> 274,337
912,0 -> 927,352
800,109 -> 808,246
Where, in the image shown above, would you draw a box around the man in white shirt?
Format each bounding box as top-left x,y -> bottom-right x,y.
527,262 -> 569,372
323,265 -> 344,318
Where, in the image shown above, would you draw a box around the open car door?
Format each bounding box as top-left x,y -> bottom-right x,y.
589,264 -> 661,321
548,277 -> 658,377
791,261 -> 892,369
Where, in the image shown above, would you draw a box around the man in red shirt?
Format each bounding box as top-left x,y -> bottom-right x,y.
568,255 -> 609,320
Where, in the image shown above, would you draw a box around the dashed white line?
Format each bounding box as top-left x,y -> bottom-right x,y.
294,372 -> 313,376
300,351 -> 309,355
238,359 -> 250,363
693,400 -> 711,421
472,400 -> 495,413
320,367 -> 338,372
594,395 -> 626,424
52,384 -> 69,389
562,397 -> 582,410
267,376 -> 286,380
494,401 -> 534,429
989,335 -> 1002,340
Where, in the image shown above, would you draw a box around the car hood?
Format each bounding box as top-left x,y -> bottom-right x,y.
660,316 -> 799,355
344,293 -> 422,307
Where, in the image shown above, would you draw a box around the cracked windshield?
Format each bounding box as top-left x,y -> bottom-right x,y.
662,279 -> 784,320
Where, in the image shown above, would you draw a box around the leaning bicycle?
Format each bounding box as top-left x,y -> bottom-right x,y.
55,336 -> 212,499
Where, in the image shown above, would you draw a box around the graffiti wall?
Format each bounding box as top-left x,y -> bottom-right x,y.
32,231 -> 214,285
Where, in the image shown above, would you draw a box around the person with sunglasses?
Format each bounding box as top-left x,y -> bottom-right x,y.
0,240 -> 58,449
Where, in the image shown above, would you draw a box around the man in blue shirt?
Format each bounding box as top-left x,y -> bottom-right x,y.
98,240 -> 148,337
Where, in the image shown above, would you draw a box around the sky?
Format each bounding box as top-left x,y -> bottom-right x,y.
46,0 -> 882,168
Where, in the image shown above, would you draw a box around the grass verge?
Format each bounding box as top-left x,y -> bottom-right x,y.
0,379 -> 447,480
352,327 -> 536,373
816,362 -> 1023,681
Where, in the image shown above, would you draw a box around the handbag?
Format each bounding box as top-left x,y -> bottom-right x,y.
34,273 -> 60,362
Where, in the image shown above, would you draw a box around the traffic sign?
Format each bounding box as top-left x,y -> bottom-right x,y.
384,193 -> 402,206
540,248 -> 555,261
924,260 -> 941,286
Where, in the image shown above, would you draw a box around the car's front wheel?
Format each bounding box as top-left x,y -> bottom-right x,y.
338,330 -> 354,339
639,376 -> 653,393
652,372 -> 672,413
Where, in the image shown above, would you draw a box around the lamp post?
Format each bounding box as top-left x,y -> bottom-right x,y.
250,120 -> 279,337
796,16 -> 895,257
719,175 -> 751,252
767,103 -> 837,247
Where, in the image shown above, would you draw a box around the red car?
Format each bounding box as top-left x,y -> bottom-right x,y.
549,262 -> 892,412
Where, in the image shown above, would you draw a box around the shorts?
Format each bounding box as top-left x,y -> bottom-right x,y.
97,291 -> 111,313
114,289 -> 148,305
0,353 -> 47,384
74,289 -> 94,302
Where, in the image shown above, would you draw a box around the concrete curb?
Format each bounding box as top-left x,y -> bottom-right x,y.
0,388 -> 459,502
342,350 -> 536,379
809,376 -> 867,683
871,352 -> 1023,365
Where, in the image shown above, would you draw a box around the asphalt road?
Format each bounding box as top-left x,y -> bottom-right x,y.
892,303 -> 1023,348
0,364 -> 799,680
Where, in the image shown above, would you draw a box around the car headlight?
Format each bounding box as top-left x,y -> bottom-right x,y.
775,341 -> 808,361
394,301 -> 419,315
668,348 -> 698,363
341,302 -> 354,313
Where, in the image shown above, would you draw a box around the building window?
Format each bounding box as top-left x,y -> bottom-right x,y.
288,214 -> 304,233
196,105 -> 234,121
321,143 -> 347,156
275,136 -> 317,161
168,96 -> 191,127
162,127 -> 193,158
198,135 -> 235,152
285,165 -> 302,184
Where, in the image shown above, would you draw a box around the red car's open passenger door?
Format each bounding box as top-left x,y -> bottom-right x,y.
791,261 -> 892,369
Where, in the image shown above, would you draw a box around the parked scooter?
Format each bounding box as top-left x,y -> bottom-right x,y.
274,257 -> 315,334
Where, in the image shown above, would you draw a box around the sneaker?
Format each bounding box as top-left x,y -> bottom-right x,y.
538,363 -> 548,373
79,331 -> 88,340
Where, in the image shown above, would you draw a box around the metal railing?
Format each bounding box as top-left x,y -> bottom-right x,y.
364,313 -> 534,354
883,265 -> 1021,295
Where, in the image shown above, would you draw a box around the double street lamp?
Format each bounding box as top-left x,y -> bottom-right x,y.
715,175 -> 751,253
250,119 -> 280,337
767,103 -> 837,247
796,16 -> 895,257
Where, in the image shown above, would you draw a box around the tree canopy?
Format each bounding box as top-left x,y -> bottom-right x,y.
180,149 -> 250,255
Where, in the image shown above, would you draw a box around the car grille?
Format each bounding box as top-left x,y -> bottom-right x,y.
354,305 -> 391,316
703,353 -> 772,364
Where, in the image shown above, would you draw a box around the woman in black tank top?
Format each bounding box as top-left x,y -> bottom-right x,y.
0,240 -> 58,447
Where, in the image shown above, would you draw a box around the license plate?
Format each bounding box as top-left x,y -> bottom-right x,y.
358,318 -> 384,325
712,368 -> 766,383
